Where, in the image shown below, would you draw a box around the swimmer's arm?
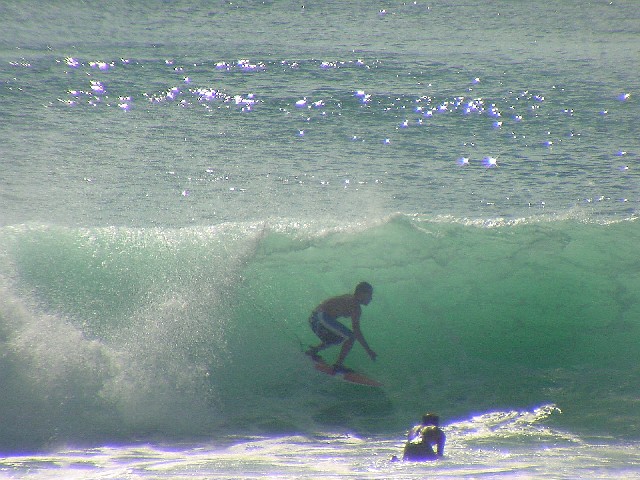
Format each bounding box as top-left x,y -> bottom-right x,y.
436,431 -> 445,456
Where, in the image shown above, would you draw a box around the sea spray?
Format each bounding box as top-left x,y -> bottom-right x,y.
0,223 -> 267,448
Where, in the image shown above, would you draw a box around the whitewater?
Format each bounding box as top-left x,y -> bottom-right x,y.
1,0 -> 640,478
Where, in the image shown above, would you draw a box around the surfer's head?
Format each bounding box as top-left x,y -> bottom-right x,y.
354,282 -> 373,305
422,413 -> 439,426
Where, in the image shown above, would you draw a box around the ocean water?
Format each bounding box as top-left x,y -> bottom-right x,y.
1,0 -> 640,478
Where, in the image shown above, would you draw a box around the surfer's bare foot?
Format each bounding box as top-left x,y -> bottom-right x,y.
331,364 -> 353,374
305,349 -> 322,362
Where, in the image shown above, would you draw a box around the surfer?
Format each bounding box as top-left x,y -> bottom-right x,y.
402,413 -> 446,461
305,281 -> 377,373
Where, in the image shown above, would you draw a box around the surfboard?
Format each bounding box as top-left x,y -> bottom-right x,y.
309,356 -> 382,387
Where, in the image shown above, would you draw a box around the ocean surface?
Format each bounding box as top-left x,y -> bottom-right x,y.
1,0 -> 640,478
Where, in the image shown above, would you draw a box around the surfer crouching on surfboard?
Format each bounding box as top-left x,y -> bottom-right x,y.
305,282 -> 377,373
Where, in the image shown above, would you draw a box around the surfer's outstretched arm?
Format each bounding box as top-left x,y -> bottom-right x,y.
352,316 -> 377,361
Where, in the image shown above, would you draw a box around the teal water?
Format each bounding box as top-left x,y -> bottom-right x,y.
2,1 -> 639,227
1,0 -> 640,477
2,217 -> 639,448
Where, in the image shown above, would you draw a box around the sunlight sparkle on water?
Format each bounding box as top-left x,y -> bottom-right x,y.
482,156 -> 498,168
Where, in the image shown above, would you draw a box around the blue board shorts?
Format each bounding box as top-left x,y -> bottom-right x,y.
309,311 -> 354,345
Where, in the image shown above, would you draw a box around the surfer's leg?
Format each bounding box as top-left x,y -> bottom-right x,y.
333,337 -> 355,370
306,312 -> 326,359
305,342 -> 328,360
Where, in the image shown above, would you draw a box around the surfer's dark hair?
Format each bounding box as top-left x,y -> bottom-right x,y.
355,282 -> 373,295
422,413 -> 439,426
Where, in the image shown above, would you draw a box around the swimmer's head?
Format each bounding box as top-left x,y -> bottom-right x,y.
422,413 -> 439,426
